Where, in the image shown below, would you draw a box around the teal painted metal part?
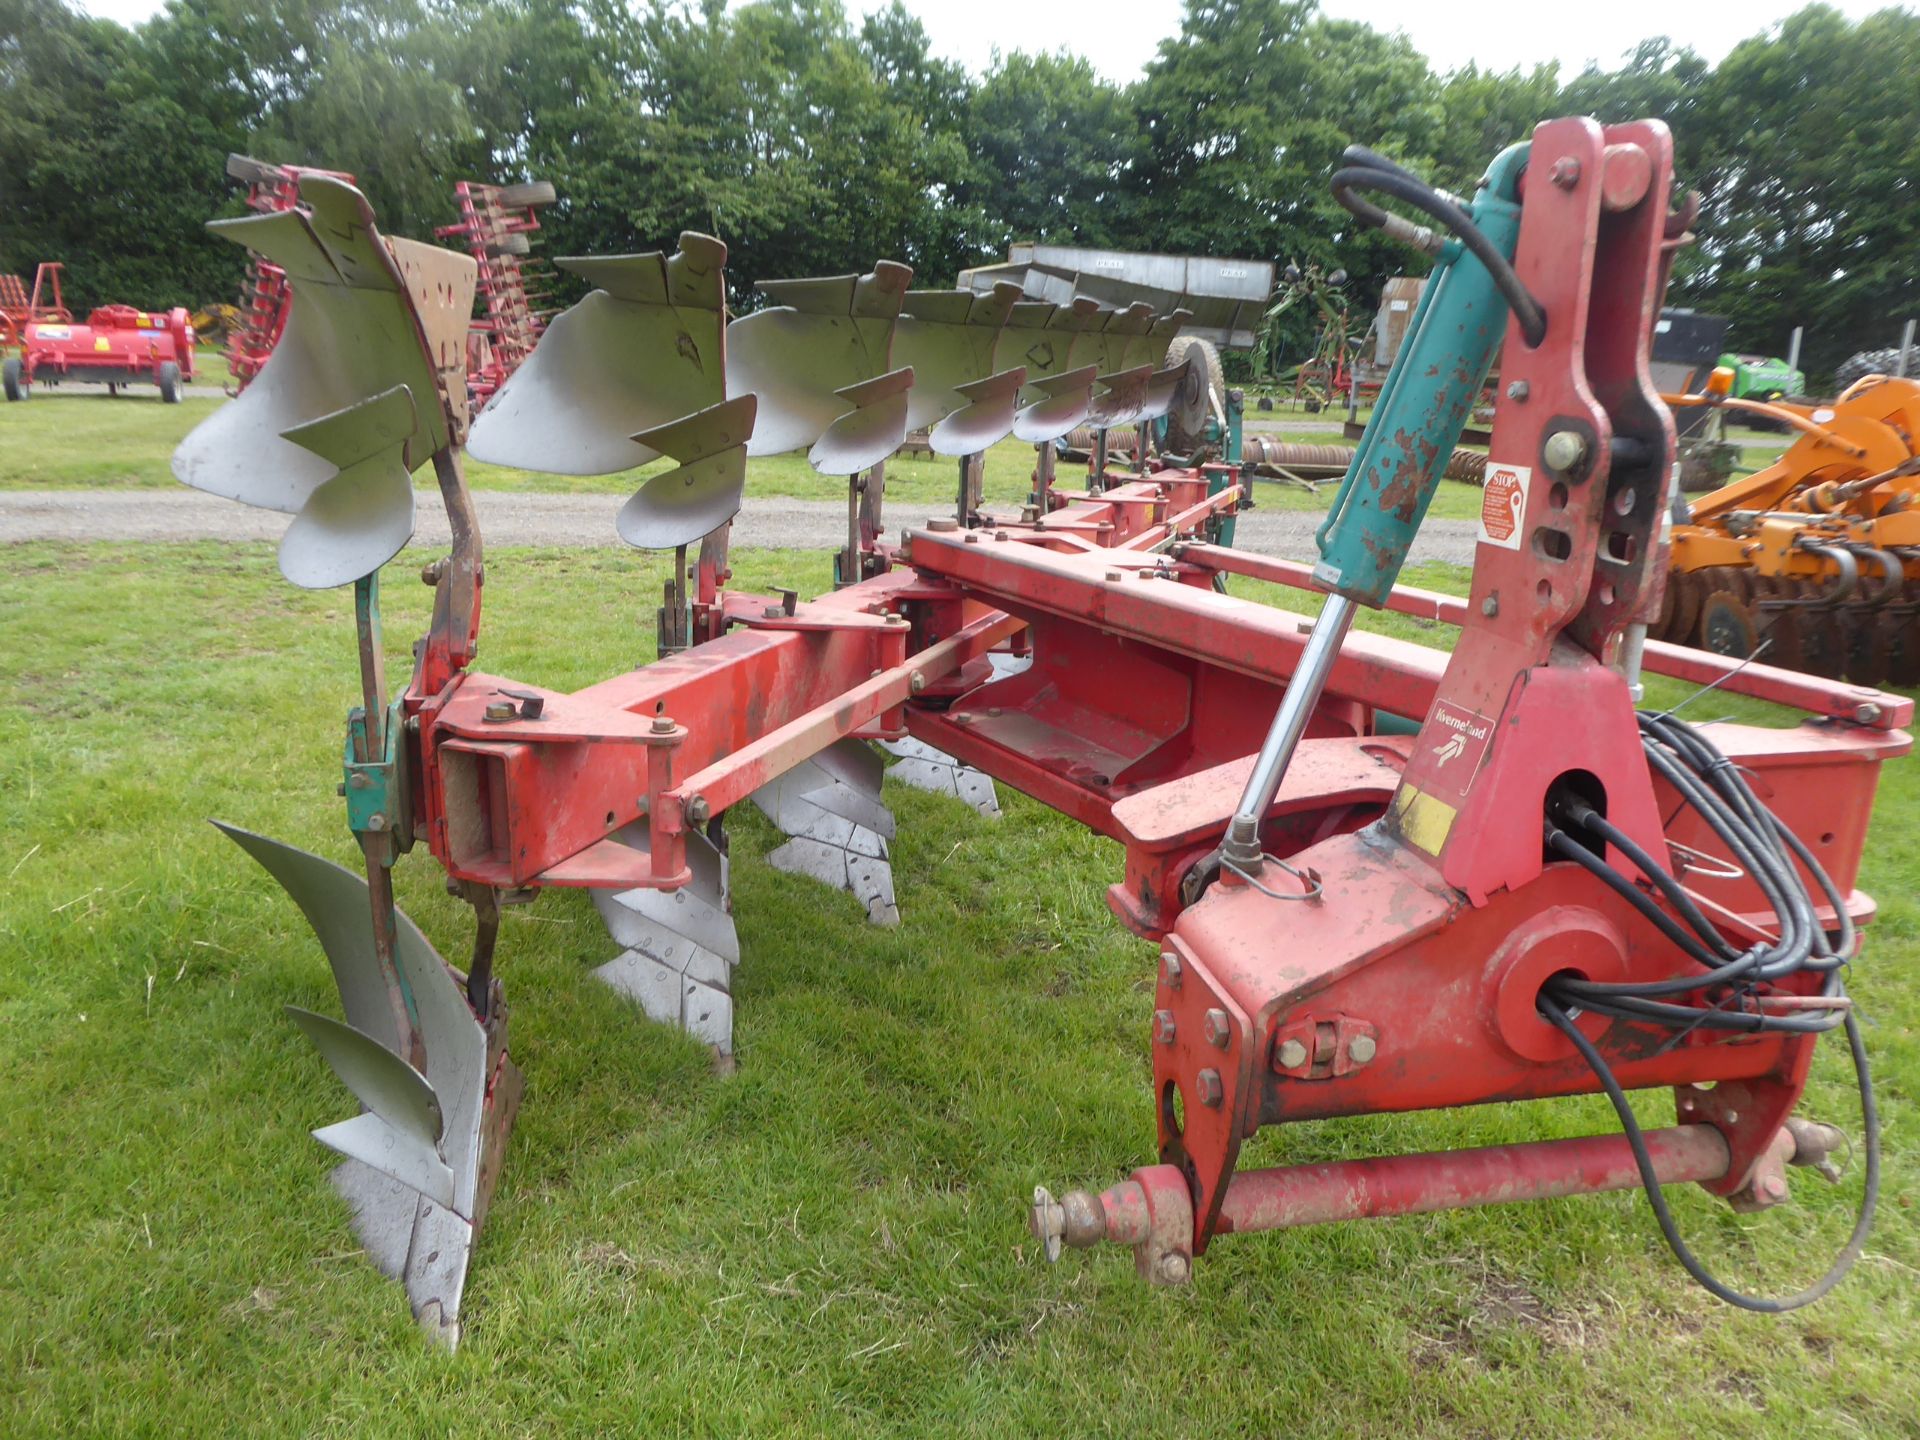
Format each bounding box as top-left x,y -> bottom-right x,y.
342,698 -> 410,843
1313,144 -> 1528,607
341,574 -> 412,847
1209,389 -> 1244,548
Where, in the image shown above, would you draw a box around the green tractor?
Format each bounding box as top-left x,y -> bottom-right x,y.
1716,350 -> 1806,402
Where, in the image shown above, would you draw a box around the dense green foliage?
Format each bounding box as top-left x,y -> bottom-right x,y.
2,0 -> 1916,376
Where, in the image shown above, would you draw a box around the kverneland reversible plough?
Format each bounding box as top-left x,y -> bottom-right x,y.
173,118 -> 1899,1347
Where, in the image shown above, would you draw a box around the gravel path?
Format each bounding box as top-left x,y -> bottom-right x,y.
0,486 -> 1483,567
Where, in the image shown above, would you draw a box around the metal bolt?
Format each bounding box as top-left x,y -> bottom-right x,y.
1154,1009 -> 1177,1044
365,812 -> 387,832
1762,1174 -> 1789,1202
1161,951 -> 1182,989
1544,429 -> 1588,473
1481,594 -> 1499,617
1855,702 -> 1882,725
1106,569 -> 1123,581
885,613 -> 908,626
928,517 -> 958,532
1724,1110 -> 1739,1124
1348,1033 -> 1377,1065
965,532 -> 981,544
1506,380 -> 1530,402
685,795 -> 711,825
909,672 -> 926,695
1197,1068 -> 1224,1108
1203,1008 -> 1230,1048
483,701 -> 515,722
1155,1252 -> 1191,1285
1277,1038 -> 1309,1069
420,558 -> 445,585
651,714 -> 676,735
1550,156 -> 1581,189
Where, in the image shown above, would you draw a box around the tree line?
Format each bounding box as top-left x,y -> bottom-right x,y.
2,0 -> 1916,381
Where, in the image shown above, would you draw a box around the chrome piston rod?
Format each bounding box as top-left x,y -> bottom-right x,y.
1219,593 -> 1357,869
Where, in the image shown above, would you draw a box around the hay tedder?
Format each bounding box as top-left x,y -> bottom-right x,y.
174,118 -> 1898,1347
1655,372 -> 1920,685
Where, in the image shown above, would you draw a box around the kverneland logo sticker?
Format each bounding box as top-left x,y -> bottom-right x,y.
1479,463 -> 1530,549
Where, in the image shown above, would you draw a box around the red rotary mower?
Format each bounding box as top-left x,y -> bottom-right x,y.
4,298 -> 196,402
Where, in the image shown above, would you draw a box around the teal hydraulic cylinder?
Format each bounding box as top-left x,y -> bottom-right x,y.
1312,144 -> 1528,606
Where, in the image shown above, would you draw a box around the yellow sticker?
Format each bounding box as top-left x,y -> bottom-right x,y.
94,337 -> 110,351
1389,784 -> 1457,857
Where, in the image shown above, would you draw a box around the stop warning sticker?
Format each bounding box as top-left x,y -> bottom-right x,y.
1479,463 -> 1530,549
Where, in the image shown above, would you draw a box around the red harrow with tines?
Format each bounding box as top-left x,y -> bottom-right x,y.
436,180 -> 557,406
222,155 -> 359,393
175,120 -> 1899,1351
0,263 -> 72,353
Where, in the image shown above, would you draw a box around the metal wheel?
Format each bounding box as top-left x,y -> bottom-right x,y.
1842,606 -> 1889,687
1699,590 -> 1760,659
1885,604 -> 1920,688
1668,569 -> 1707,646
1764,603 -> 1808,672
1801,606 -> 1848,679
1164,336 -> 1223,453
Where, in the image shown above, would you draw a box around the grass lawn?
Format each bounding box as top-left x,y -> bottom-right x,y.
1,540 -> 1914,1436
1,392 -> 1797,524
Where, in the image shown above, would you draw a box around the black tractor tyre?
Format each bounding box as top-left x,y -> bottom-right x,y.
1833,347 -> 1907,394
498,180 -> 557,209
157,360 -> 181,404
3,356 -> 25,402
1165,335 -> 1224,452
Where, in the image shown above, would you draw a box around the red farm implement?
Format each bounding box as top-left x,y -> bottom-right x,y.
435,179 -> 557,406
0,262 -> 72,353
173,119 -> 1894,1348
5,285 -> 196,402
221,154 -> 358,392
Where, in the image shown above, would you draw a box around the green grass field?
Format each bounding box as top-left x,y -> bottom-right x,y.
1,535 -> 1914,1436
0,392 -> 1903,1433
0,392 -> 1794,526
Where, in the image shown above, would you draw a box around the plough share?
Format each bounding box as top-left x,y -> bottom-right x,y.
174,118 -> 1899,1346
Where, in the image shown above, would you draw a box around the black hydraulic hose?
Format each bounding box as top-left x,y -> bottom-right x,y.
1557,798 -> 1738,961
1536,710 -> 1875,1309
1541,997 -> 1879,1312
1329,159 -> 1548,347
